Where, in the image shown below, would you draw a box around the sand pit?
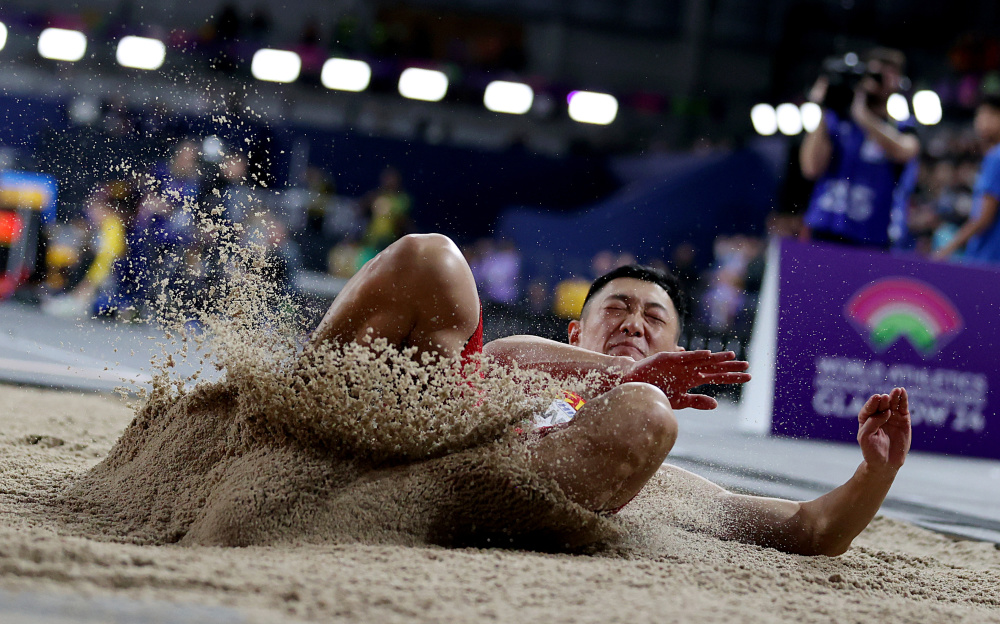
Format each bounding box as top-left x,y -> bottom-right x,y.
2,382 -> 999,623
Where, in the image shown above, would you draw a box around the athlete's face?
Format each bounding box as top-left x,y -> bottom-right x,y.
568,277 -> 681,360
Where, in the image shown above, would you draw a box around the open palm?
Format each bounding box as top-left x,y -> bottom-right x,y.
621,350 -> 751,410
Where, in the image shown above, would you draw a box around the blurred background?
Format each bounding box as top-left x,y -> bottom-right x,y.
0,0 -> 997,354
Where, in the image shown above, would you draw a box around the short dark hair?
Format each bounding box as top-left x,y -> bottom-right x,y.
581,264 -> 686,328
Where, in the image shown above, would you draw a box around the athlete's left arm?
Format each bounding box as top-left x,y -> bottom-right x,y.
675,388 -> 911,556
484,336 -> 749,408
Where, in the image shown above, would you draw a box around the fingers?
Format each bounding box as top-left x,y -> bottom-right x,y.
857,408 -> 890,440
674,393 -> 718,411
697,372 -> 752,385
858,393 -> 890,423
705,360 -> 750,373
665,350 -> 736,362
890,387 -> 909,416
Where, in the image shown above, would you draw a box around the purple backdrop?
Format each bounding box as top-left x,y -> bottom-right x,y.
772,239 -> 1000,460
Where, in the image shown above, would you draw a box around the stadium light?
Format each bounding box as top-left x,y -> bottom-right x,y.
912,90 -> 942,125
567,91 -> 618,125
776,103 -> 802,136
251,48 -> 301,83
116,36 -> 166,71
887,93 -> 910,121
483,80 -> 534,115
0,22 -> 7,52
398,68 -> 449,102
321,58 -> 371,92
799,102 -> 822,132
38,28 -> 87,62
750,104 -> 778,136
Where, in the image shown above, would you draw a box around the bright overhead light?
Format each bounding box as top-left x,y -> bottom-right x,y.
38,28 -> 87,62
116,36 -> 166,70
750,104 -> 777,136
0,22 -> 8,52
567,90 -> 618,125
887,93 -> 910,121
799,102 -> 822,132
398,67 -> 448,102
251,48 -> 301,83
776,102 -> 803,136
321,58 -> 371,92
483,80 -> 534,115
912,90 -> 942,125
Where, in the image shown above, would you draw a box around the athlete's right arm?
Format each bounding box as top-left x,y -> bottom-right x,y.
483,337 -> 750,408
483,335 -> 630,396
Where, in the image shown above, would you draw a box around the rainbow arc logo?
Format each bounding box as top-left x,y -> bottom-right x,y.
844,278 -> 963,357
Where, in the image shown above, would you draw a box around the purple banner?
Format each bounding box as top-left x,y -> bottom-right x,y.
772,238 -> 1000,460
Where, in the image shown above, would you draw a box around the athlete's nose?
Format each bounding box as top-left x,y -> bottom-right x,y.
620,314 -> 643,337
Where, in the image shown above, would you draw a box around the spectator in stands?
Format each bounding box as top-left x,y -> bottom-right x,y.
157,139 -> 203,210
244,212 -> 302,300
360,166 -> 412,261
701,267 -> 745,332
218,151 -> 258,224
108,189 -> 192,318
292,167 -> 338,273
553,250 -> 636,319
43,186 -> 127,317
477,238 -> 522,305
800,48 -> 920,249
934,95 -> 1000,264
693,234 -> 766,334
525,279 -> 551,315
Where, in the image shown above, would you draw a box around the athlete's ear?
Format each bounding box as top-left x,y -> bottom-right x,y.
568,320 -> 582,346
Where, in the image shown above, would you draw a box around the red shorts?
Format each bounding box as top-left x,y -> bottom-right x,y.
460,307 -> 484,370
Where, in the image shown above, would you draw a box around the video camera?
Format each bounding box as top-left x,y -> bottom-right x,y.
820,53 -> 884,117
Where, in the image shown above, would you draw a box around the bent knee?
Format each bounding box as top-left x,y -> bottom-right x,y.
386,233 -> 461,272
604,383 -> 677,456
384,234 -> 479,334
618,382 -> 677,439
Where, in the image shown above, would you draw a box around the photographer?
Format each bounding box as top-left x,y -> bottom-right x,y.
799,48 -> 920,249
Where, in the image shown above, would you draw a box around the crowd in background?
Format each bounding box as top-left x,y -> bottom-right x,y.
2,20 -> 1000,342
10,100 -> 1000,339
459,231 -> 768,341
25,130 -> 413,321
905,126 -> 983,255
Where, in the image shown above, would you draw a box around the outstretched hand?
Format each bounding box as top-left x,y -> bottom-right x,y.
857,387 -> 912,472
619,350 -> 751,410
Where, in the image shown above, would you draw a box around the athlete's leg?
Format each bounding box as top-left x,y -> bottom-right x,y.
528,382 -> 677,511
310,233 -> 480,357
